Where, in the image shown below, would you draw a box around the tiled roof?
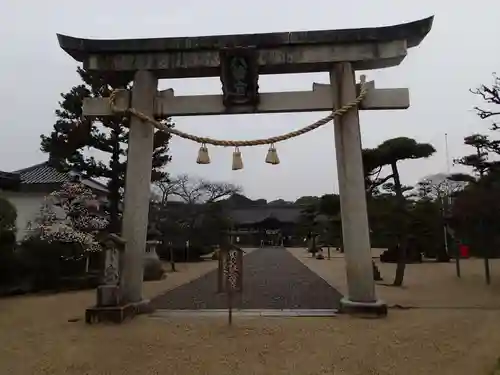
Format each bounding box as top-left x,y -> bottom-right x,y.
229,206 -> 335,225
10,161 -> 108,193
227,206 -> 338,225
163,203 -> 333,225
14,162 -> 71,184
229,207 -> 302,224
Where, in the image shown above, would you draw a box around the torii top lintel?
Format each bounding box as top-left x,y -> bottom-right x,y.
57,16 -> 433,79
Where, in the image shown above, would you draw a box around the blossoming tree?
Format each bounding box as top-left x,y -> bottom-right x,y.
27,181 -> 109,259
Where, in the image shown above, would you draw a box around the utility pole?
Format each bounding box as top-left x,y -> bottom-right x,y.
444,133 -> 460,277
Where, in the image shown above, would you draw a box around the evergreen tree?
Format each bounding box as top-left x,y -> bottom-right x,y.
362,137 -> 436,286
41,67 -> 173,232
453,134 -> 491,178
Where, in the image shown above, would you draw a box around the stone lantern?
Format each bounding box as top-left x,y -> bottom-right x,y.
144,224 -> 164,281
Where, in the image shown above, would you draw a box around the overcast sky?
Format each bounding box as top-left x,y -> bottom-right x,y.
1,0 -> 499,201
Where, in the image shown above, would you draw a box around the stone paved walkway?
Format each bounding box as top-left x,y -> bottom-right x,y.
151,247 -> 343,310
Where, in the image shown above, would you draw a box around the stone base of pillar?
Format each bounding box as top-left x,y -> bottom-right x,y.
85,299 -> 154,325
339,297 -> 388,317
85,303 -> 137,324
132,299 -> 154,315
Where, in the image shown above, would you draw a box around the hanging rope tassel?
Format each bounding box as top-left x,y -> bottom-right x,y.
265,143 -> 280,165
232,147 -> 243,170
196,143 -> 210,164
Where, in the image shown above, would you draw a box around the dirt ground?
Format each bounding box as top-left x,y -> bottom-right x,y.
1,251 -> 500,375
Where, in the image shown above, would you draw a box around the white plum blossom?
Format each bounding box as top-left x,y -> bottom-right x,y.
27,182 -> 109,253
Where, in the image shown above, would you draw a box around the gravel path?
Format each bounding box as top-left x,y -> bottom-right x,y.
151,247 -> 342,310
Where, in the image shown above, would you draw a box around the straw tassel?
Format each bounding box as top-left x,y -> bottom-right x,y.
196,143 -> 210,164
232,147 -> 243,170
265,143 -> 280,165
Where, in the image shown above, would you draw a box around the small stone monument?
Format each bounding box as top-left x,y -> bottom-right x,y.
85,234 -> 136,324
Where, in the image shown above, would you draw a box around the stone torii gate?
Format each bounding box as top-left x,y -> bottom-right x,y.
57,16 -> 433,317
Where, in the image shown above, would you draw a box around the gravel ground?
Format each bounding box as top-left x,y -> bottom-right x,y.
151,247 -> 342,310
288,247 -> 500,308
1,308 -> 499,375
2,250 -> 500,374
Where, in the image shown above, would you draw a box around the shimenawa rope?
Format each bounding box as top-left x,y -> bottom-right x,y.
108,75 -> 368,167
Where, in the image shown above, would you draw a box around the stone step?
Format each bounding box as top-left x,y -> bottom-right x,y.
150,309 -> 338,318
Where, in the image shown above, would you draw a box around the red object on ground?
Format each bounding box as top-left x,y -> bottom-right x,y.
459,244 -> 470,258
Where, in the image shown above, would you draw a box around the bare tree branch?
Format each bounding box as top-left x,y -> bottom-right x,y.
156,174 -> 241,205
199,179 -> 242,203
174,175 -> 204,204
154,175 -> 181,205
417,174 -> 466,201
368,173 -> 394,194
471,74 -> 500,125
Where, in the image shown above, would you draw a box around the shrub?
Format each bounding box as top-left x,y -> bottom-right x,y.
0,196 -> 16,233
0,197 -> 18,287
18,237 -> 88,291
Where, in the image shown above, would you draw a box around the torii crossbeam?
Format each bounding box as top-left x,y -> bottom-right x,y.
83,80 -> 409,117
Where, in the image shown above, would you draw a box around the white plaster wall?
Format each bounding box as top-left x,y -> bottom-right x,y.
1,191 -> 46,241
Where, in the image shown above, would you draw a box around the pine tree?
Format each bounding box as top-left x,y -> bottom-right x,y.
453,134 -> 491,178
41,67 -> 173,232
